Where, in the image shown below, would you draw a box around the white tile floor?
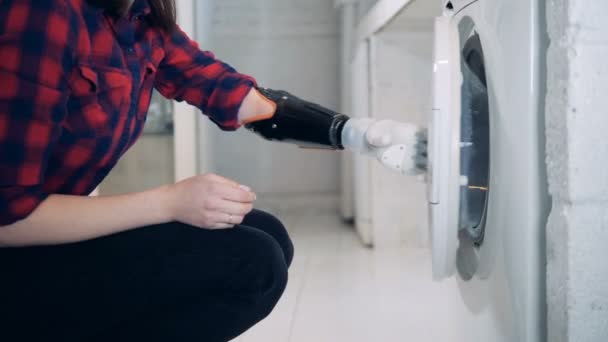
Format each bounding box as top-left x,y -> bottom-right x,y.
231,203 -> 457,342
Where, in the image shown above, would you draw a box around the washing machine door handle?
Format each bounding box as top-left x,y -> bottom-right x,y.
428,15 -> 462,281
429,16 -> 453,205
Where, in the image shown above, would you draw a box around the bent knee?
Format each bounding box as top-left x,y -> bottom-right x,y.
237,228 -> 289,298
243,210 -> 295,267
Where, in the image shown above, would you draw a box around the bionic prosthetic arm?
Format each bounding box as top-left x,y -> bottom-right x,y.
245,88 -> 427,175
245,88 -> 349,149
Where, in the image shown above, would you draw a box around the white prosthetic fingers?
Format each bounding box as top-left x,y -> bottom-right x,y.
341,118 -> 427,176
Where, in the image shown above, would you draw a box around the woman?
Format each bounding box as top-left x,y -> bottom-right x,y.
0,0 -> 292,340
0,0 -> 423,340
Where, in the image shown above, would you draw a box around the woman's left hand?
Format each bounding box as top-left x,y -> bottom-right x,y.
166,173 -> 257,229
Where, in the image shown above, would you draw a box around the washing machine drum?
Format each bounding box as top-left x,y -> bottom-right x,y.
460,34 -> 490,244
428,16 -> 490,280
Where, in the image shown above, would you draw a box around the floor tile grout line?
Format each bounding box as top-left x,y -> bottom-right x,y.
286,254 -> 313,342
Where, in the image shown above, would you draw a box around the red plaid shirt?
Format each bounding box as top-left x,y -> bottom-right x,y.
0,0 -> 257,225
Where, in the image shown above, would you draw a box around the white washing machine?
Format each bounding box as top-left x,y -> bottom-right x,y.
428,0 -> 550,341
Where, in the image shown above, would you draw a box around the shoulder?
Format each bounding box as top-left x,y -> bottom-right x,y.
0,0 -> 74,14
0,0 -> 82,28
23,0 -> 90,22
0,0 -> 83,79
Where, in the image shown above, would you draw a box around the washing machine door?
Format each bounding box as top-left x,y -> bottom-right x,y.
428,15 -> 461,280
428,14 -> 491,281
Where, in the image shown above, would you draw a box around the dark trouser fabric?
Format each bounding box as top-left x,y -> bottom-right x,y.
0,209 -> 293,342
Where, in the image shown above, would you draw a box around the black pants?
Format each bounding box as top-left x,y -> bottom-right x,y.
0,209 -> 293,342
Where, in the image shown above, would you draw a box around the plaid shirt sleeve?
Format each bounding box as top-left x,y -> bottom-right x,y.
0,0 -> 74,225
155,25 -> 257,131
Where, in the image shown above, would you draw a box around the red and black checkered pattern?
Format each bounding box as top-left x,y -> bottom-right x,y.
0,0 -> 257,225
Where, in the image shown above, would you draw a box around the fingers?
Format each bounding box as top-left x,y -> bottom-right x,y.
188,173 -> 258,229
215,211 -> 245,225
204,173 -> 238,185
365,120 -> 394,147
200,191 -> 253,229
213,212 -> 244,228
211,182 -> 257,203
205,173 -> 251,190
367,132 -> 392,147
415,129 -> 428,171
222,213 -> 245,225
204,174 -> 256,201
202,211 -> 245,230
213,199 -> 254,217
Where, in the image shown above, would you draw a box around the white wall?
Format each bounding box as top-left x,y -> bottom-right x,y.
369,20 -> 434,247
357,0 -> 380,20
196,0 -> 341,195
351,0 -> 439,248
546,0 -> 608,340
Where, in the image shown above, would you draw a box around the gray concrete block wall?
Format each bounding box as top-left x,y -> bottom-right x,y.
546,0 -> 608,341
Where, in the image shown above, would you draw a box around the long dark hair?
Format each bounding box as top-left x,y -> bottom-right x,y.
87,0 -> 176,32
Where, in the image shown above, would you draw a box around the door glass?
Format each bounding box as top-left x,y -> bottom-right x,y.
459,32 -> 490,245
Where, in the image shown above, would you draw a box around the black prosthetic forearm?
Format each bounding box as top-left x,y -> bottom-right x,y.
245,88 -> 350,149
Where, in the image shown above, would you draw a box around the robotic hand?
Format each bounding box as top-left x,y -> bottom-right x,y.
341,118 -> 427,176
246,87 -> 428,175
